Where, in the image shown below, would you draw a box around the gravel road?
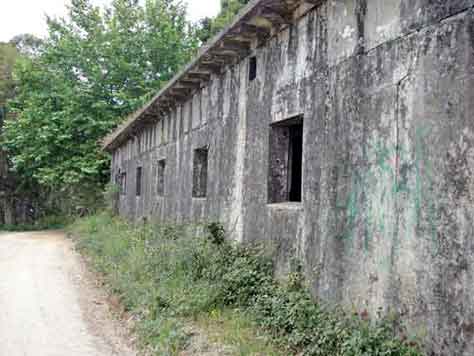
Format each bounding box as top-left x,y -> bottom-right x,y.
0,231 -> 136,356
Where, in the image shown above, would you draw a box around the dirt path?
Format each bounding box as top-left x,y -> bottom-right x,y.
0,231 -> 136,356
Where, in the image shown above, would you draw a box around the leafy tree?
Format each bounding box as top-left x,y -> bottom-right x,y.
0,43 -> 18,193
3,0 -> 250,217
0,43 -> 24,224
3,0 -> 199,207
9,34 -> 43,57
0,43 -> 18,110
197,0 -> 250,43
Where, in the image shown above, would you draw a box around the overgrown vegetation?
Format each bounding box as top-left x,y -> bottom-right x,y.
70,213 -> 423,356
2,0 -> 200,218
197,0 -> 250,43
0,41 -> 44,225
1,0 -> 255,225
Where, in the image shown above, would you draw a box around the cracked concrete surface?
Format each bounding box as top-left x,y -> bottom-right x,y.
109,1 -> 474,354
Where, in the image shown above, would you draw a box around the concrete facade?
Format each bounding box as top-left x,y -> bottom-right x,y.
106,1 -> 474,354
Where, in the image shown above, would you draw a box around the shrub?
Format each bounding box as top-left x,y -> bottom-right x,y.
69,213 -> 423,356
103,183 -> 120,216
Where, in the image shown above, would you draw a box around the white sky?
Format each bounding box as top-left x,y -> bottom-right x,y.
0,0 -> 220,42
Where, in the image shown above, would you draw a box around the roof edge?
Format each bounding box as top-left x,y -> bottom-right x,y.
102,0 -> 321,152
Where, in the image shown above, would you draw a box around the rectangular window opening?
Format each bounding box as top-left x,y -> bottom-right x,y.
268,116 -> 303,204
193,147 -> 208,198
157,159 -> 166,196
114,170 -> 121,187
249,56 -> 257,81
120,172 -> 127,195
136,166 -> 142,197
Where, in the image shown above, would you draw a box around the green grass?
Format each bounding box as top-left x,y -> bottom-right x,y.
194,308 -> 282,356
0,215 -> 70,232
69,212 -> 423,356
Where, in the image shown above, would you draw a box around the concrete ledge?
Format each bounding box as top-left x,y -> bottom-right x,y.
266,202 -> 303,210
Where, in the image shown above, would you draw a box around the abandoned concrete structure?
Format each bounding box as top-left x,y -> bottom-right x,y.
103,0 -> 474,354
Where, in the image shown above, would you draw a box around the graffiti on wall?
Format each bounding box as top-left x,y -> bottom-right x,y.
336,126 -> 439,267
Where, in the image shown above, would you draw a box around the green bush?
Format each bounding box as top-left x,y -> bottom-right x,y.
103,183 -> 120,216
69,213 -> 423,356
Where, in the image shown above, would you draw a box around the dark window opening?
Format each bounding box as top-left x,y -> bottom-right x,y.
114,170 -> 121,186
249,56 -> 257,81
288,124 -> 303,201
193,147 -> 208,198
157,159 -> 166,196
268,116 -> 303,203
120,172 -> 127,195
136,166 -> 142,197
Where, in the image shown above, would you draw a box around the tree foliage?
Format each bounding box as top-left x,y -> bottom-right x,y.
0,43 -> 18,110
9,34 -> 43,57
196,0 -> 250,43
4,0 -> 198,197
0,43 -> 19,180
3,0 -> 253,215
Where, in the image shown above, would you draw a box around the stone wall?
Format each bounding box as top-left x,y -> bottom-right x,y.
110,1 -> 474,353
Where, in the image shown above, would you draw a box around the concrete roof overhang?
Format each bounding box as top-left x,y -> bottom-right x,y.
102,0 -> 323,152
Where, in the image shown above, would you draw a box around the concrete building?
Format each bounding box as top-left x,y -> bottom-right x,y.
103,0 -> 474,354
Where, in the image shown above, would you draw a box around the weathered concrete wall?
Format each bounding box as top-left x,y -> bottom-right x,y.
111,1 -> 474,354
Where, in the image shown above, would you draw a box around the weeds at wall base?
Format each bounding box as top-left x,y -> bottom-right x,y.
68,212 -> 423,356
0,215 -> 71,232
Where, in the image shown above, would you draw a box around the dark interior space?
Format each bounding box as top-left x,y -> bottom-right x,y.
249,56 -> 257,81
136,167 -> 142,197
288,123 -> 303,202
268,116 -> 303,203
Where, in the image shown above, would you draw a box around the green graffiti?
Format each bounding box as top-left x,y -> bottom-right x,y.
413,126 -> 438,251
338,126 -> 439,257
